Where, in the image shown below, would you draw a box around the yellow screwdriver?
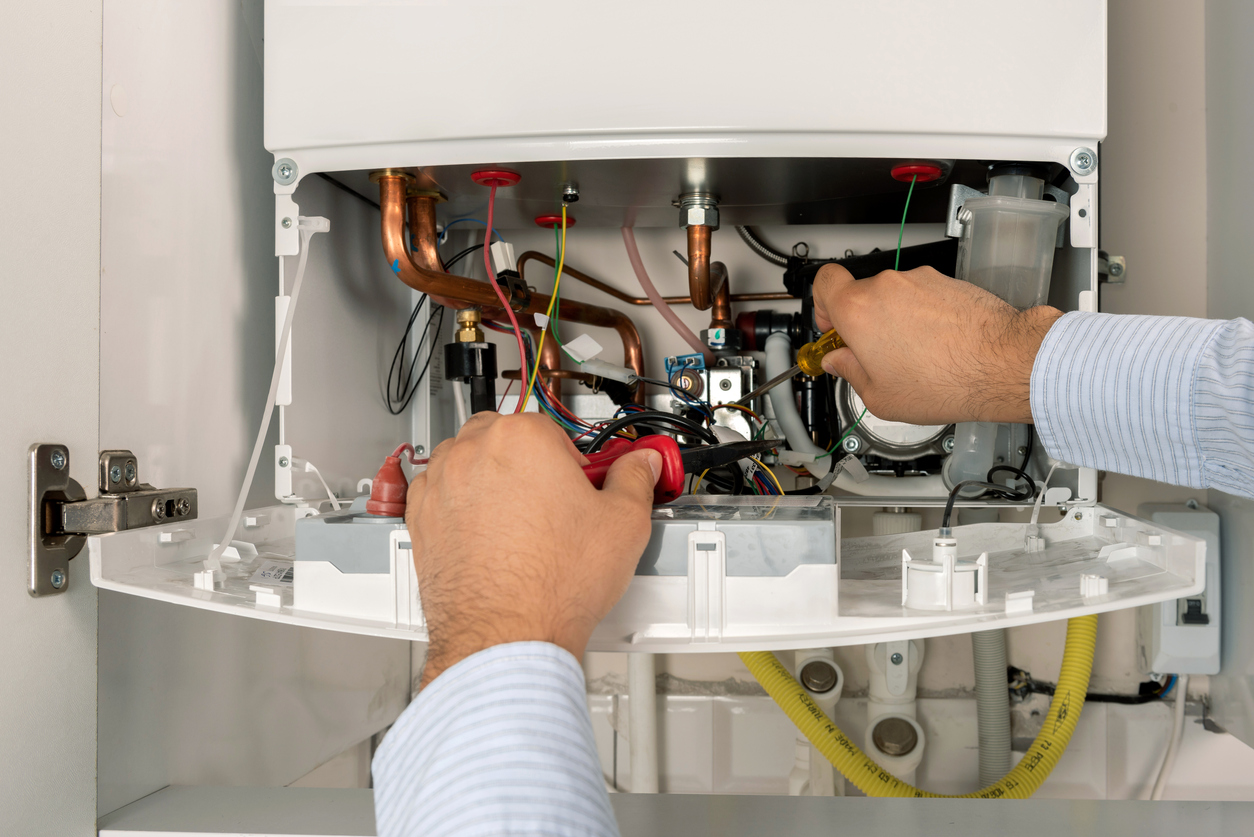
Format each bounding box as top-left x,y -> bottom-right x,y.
732,328 -> 846,407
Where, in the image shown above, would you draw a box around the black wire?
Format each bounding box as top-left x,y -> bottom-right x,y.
941,464 -> 1037,529
585,411 -> 719,453
1021,425 -> 1035,472
386,299 -> 445,415
634,375 -> 715,421
1010,667 -> 1176,705
316,173 -> 381,211
443,243 -> 485,272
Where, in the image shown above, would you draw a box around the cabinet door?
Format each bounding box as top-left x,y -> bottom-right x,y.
0,1 -> 102,833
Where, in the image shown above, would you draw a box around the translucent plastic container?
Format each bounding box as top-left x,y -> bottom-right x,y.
955,195 -> 1069,309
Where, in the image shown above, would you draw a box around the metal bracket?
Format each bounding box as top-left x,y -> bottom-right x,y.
28,446 -> 198,596
1097,250 -> 1127,284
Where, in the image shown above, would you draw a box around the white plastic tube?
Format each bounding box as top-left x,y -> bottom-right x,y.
621,227 -> 714,363
627,652 -> 659,793
762,333 -> 946,496
206,217 -> 328,571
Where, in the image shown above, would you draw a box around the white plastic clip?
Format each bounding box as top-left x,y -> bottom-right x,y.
1079,574 -> 1109,599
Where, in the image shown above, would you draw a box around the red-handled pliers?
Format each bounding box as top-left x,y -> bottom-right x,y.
582,437 -> 777,503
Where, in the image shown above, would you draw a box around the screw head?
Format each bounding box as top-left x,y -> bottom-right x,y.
800,660 -> 839,694
50,449 -> 66,470
50,569 -> 66,589
272,157 -> 298,185
842,435 -> 862,453
176,497 -> 191,516
278,457 -> 290,468
942,435 -> 955,453
124,461 -> 136,482
1074,511 -> 1084,521
281,217 -> 292,229
151,498 -> 166,520
1109,262 -> 1124,276
562,184 -> 580,203
719,379 -> 733,391
890,652 -> 904,665
415,445 -> 426,455
1069,146 -> 1098,176
1017,445 -> 1028,457
109,464 -> 122,483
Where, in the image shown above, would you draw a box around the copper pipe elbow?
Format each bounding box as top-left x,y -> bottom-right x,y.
687,225 -> 712,311
709,262 -> 733,331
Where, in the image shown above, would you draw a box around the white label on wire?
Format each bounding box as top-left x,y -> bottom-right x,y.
249,559 -> 295,587
533,313 -> 550,329
563,333 -> 604,363
835,454 -> 869,483
743,458 -> 760,482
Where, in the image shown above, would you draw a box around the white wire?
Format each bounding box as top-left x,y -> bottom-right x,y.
293,458 -> 342,511
206,218 -> 327,571
1151,673 -> 1189,800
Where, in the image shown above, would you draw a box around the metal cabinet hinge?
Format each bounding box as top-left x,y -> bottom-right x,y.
28,446 -> 197,596
1098,250 -> 1127,284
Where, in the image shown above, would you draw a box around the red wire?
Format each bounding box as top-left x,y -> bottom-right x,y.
482,184 -> 527,413
497,377 -> 516,412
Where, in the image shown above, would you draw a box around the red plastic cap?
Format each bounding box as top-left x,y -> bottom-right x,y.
471,169 -> 522,188
534,214 -> 575,228
366,455 -> 409,517
890,163 -> 944,183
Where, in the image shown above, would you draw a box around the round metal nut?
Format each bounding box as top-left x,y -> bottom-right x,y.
799,660 -> 839,694
110,465 -> 122,484
842,435 -> 862,453
872,717 -> 918,757
50,569 -> 66,589
272,157 -> 298,185
678,197 -> 720,229
1069,147 -> 1098,176
50,449 -> 66,470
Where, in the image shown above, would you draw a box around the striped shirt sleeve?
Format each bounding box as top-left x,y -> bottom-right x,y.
372,641 -> 619,837
1031,311 -> 1254,498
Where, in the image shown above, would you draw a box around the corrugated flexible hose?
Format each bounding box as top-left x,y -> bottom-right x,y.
739,615 -> 1097,798
972,628 -> 1013,785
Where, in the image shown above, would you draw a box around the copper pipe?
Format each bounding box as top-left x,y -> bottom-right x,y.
709,263 -> 733,331
686,225 -> 712,311
516,251 -> 791,305
374,173 -> 645,400
502,368 -> 596,384
405,192 -> 442,272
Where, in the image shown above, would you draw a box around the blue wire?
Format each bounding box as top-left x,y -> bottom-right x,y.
1161,674 -> 1178,698
438,217 -> 504,245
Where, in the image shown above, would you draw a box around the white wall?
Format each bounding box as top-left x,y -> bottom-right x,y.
0,2 -> 102,834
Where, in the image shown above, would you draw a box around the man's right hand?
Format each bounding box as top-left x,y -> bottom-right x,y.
812,264 -> 1063,426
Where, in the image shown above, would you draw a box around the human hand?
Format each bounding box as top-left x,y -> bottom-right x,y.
812,264 -> 1063,425
405,413 -> 662,687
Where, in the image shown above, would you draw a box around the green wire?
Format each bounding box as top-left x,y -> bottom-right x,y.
814,407 -> 868,460
894,174 -> 918,271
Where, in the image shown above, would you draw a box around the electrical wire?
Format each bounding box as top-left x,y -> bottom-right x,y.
481,185 -> 528,413
438,217 -> 504,244
386,297 -> 445,416
894,174 -> 918,271
442,243 -> 485,272
815,407 -> 868,460
315,173 -> 380,211
586,411 -> 718,453
752,458 -> 784,495
522,205 -> 567,413
942,463 -> 1037,530
1151,673 -> 1189,800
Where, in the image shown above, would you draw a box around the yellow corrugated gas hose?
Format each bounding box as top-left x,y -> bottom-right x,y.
739,614 -> 1097,798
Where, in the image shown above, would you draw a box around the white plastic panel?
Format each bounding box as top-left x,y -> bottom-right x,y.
91,502 -> 1203,654
265,0 -> 1106,173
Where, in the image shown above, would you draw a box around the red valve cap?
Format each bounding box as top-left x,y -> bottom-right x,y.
366,455 -> 409,517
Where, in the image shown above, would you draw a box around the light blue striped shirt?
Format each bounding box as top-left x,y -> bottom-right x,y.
373,642 -> 618,837
374,312 -> 1254,835
1033,312 -> 1254,497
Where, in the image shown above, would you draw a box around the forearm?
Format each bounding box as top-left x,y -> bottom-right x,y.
373,642 -> 618,837
1031,311 -> 1254,497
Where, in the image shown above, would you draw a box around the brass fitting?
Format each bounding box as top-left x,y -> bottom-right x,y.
455,308 -> 484,343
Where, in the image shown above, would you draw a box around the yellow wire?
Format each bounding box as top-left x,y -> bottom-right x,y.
751,458 -> 785,496
691,468 -> 711,495
520,206 -> 567,413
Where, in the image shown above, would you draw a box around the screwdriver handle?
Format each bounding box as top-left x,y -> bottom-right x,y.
796,328 -> 846,376
582,435 -> 685,504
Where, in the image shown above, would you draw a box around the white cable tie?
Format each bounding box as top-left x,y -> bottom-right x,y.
534,313 -> 550,329
564,333 -> 604,363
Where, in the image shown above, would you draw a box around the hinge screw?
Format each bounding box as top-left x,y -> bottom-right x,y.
890,652 -> 904,665
1069,147 -> 1098,176
281,217 -> 292,229
109,465 -> 122,484
50,570 -> 66,589
50,449 -> 66,470
125,462 -> 136,482
176,497 -> 191,516
278,457 -> 290,468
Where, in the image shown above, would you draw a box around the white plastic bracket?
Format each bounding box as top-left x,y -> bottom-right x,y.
275,444 -> 293,501
275,194 -> 300,256
884,640 -> 911,697
1069,182 -> 1095,249
687,522 -> 726,642
250,584 -> 282,609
